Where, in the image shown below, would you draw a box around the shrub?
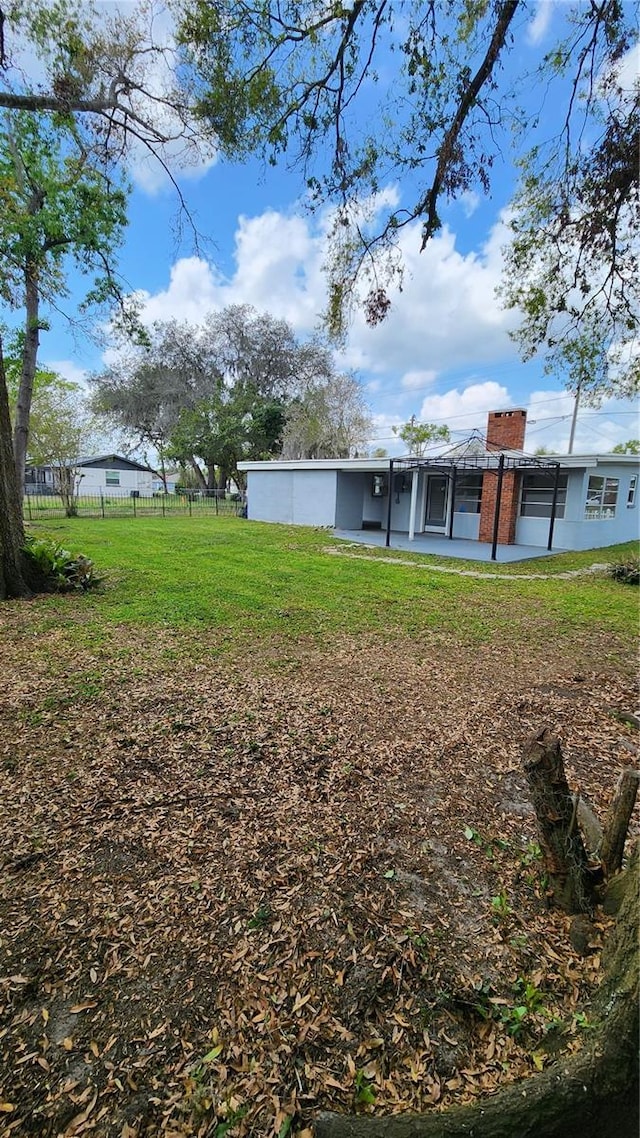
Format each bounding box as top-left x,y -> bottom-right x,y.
24,535 -> 96,592
609,556 -> 640,586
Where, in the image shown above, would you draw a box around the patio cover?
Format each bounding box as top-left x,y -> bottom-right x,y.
385,440 -> 562,560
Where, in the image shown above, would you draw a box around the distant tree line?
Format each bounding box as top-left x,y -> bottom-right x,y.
90,305 -> 372,492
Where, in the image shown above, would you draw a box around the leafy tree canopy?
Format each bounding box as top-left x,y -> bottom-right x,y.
91,305 -> 340,487
0,0 -> 215,204
0,108 -> 130,497
0,111 -> 128,311
612,439 -> 639,455
178,0 -> 638,400
392,419 -> 451,457
281,373 -> 372,459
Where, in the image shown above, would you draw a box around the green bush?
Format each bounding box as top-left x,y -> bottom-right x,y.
609,556 -> 640,585
24,535 -> 96,592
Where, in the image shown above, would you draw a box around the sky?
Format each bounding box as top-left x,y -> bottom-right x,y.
9,1 -> 640,457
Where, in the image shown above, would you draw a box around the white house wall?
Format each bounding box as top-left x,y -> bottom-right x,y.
78,468 -> 154,496
247,469 -> 338,526
451,512 -> 481,540
515,463 -> 638,550
335,472 -> 367,529
241,457 -> 638,552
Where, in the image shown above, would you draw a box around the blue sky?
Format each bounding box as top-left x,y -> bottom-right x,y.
16,1 -> 640,456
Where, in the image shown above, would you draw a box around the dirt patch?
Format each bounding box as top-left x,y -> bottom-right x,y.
0,619 -> 637,1137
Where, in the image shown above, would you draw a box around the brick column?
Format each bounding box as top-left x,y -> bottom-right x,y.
478,469 -> 520,544
478,409 -> 527,546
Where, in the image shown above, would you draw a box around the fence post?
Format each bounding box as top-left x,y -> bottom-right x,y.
26,495 -> 32,521
162,494 -> 166,517
188,495 -> 192,517
133,493 -> 137,517
101,493 -> 105,519
215,493 -> 219,516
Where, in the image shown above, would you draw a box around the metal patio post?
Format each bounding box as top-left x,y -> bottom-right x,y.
448,465 -> 457,540
491,454 -> 505,562
547,463 -> 561,551
386,460 -> 394,547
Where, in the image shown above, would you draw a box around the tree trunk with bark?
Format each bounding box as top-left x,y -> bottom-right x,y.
522,728 -> 594,913
315,846 -> 639,1138
13,263 -> 41,500
600,768 -> 640,876
189,458 -> 207,490
0,337 -> 31,599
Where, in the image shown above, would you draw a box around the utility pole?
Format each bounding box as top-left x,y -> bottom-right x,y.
567,377 -> 582,455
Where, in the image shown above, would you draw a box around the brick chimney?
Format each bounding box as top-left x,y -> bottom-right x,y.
486,408 -> 527,452
479,409 -> 527,545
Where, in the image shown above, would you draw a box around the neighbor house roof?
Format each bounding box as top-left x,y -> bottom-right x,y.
74,454 -> 154,472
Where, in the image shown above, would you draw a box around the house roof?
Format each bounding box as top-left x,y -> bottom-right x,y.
74,454 -> 155,472
238,452 -> 639,473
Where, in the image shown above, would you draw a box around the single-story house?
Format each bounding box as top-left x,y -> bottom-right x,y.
151,469 -> 181,494
25,455 -> 156,497
238,410 -> 639,560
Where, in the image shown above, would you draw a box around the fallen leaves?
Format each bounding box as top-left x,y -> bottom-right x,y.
0,621 -> 637,1136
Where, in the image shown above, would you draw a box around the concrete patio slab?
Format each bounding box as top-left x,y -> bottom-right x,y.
333,529 -> 564,563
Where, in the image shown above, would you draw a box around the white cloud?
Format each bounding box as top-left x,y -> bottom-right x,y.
225,211 -> 322,329
527,2 -> 554,46
42,359 -> 89,388
368,411 -> 404,455
524,389 -> 638,454
418,381 -> 512,432
459,190 -> 481,218
118,199 -> 636,458
340,215 -> 519,377
134,257 -> 225,326
401,369 -> 437,391
129,202 -> 520,383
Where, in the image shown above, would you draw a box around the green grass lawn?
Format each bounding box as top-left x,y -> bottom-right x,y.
23,515 -> 639,655
3,514 -> 638,1137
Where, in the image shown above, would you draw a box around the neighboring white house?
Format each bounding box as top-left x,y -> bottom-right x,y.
25,455 -> 156,497
238,410 -> 640,558
151,469 -> 181,494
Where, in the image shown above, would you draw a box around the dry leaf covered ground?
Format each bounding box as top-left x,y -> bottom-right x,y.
0,520 -> 638,1137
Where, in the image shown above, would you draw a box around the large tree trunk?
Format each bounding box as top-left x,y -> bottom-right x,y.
316,846 -> 639,1138
13,262 -> 41,499
0,337 -> 31,599
522,728 -> 594,913
189,457 -> 207,490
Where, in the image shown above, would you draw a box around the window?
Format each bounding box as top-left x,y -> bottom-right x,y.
585,475 -> 619,519
105,470 -> 120,486
454,473 -> 483,514
520,472 -> 567,519
628,476 -> 637,508
371,474 -> 388,497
